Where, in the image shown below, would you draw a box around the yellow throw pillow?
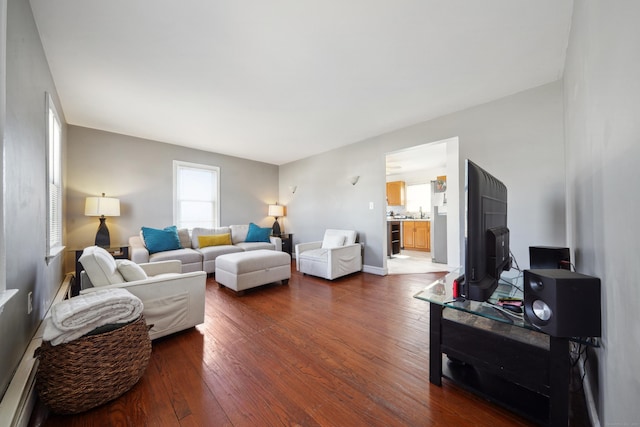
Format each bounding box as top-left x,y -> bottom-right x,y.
198,233 -> 232,248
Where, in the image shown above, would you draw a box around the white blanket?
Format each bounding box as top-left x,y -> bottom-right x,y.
43,288 -> 143,346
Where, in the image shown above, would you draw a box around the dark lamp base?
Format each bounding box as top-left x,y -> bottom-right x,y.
95,216 -> 111,247
272,219 -> 281,237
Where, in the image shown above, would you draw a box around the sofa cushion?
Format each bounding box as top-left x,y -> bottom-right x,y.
149,248 -> 202,265
116,259 -> 148,282
78,246 -> 125,286
177,228 -> 191,249
322,234 -> 345,249
198,244 -> 243,261
198,233 -> 232,248
141,226 -> 182,254
235,242 -> 275,251
324,229 -> 357,245
191,227 -> 231,249
245,223 -> 271,243
298,248 -> 329,261
229,224 -> 249,244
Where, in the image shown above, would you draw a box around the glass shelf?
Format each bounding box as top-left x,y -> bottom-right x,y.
414,269 -> 599,347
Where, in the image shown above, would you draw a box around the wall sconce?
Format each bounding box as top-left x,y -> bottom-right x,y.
349,176 -> 360,186
85,193 -> 120,247
268,203 -> 285,236
289,185 -> 297,194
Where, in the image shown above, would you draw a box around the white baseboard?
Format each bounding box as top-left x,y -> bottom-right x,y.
0,340 -> 41,427
0,274 -> 72,427
363,264 -> 386,276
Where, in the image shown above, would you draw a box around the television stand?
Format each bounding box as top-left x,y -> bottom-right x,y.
415,271 -> 578,427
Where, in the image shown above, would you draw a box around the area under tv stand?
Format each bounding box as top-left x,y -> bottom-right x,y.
432,306 -> 569,426
415,273 -> 573,427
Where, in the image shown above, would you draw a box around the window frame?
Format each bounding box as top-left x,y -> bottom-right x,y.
173,160 -> 220,230
46,92 -> 64,261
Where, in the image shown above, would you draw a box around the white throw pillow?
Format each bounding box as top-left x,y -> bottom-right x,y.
322,234 -> 346,249
117,260 -> 148,282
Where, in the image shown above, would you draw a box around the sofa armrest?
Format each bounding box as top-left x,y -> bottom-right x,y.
326,243 -> 363,279
327,243 -> 362,257
80,270 -> 206,294
296,241 -> 322,253
129,235 -> 150,264
295,241 -> 322,270
139,260 -> 182,276
269,236 -> 282,252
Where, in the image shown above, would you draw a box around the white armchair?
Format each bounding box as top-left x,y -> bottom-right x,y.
295,229 -> 362,280
78,246 -> 206,340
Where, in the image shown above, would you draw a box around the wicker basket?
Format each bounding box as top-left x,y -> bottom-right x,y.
35,315 -> 152,414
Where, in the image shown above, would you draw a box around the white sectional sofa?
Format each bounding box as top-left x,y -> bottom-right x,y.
130,224 -> 282,274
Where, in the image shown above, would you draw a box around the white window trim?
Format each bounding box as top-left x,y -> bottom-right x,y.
0,289 -> 18,315
173,160 -> 220,230
45,92 -> 65,262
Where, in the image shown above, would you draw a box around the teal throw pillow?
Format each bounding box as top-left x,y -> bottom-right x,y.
245,222 -> 271,243
141,225 -> 183,254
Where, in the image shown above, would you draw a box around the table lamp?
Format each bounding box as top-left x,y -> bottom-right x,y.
85,193 -> 120,247
268,203 -> 284,236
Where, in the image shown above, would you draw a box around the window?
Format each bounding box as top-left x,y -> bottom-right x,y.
46,93 -> 63,259
405,183 -> 431,214
174,161 -> 220,230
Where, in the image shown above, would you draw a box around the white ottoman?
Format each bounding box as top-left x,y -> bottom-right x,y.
215,250 -> 291,293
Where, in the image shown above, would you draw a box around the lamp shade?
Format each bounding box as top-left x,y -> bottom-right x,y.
85,196 -> 120,217
268,204 -> 284,218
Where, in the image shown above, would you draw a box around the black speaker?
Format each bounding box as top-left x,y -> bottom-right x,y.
523,269 -> 601,337
529,246 -> 571,270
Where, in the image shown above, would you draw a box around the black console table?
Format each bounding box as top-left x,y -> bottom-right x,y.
415,271 -> 576,426
276,234 -> 293,257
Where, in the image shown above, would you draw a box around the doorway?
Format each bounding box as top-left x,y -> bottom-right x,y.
384,137 -> 460,275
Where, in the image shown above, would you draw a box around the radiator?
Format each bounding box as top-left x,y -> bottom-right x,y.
0,275 -> 72,427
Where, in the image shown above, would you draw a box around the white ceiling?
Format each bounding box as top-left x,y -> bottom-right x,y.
386,142 -> 447,176
29,0 -> 573,166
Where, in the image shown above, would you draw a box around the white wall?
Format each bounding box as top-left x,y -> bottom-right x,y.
563,1 -> 640,424
280,81 -> 565,273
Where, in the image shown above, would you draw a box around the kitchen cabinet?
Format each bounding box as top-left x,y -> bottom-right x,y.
386,181 -> 406,206
403,221 -> 430,251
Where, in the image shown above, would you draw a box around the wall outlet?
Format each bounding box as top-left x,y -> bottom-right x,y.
27,291 -> 33,314
369,202 -> 374,210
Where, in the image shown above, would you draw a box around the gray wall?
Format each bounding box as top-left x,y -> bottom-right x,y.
0,0 -> 66,396
564,1 -> 640,424
280,81 -> 566,274
65,126 -> 279,273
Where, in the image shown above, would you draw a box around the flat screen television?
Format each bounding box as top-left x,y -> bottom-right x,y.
463,159 -> 512,301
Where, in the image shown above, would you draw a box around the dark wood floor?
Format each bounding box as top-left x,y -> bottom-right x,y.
40,266 -> 543,426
